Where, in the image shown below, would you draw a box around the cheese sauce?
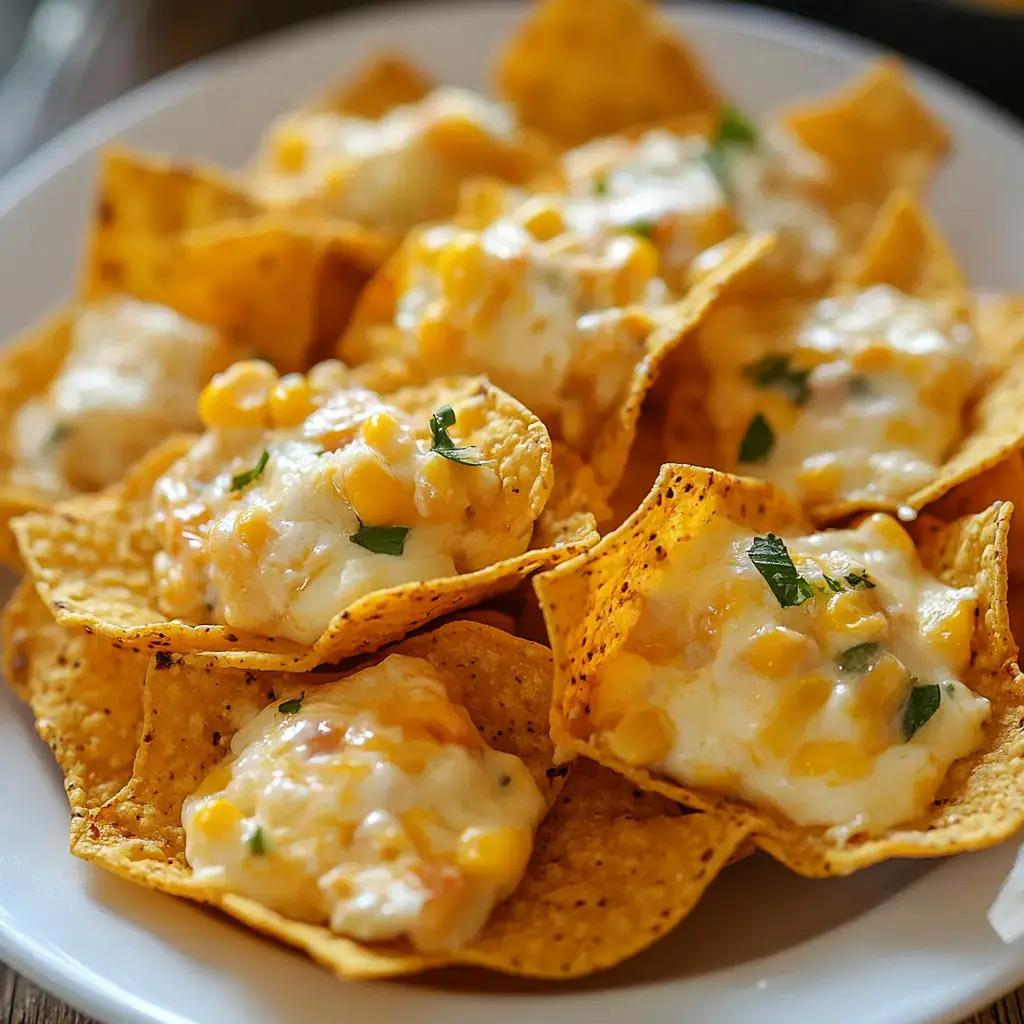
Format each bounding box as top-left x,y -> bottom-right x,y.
706,286 -> 983,509
10,296 -> 224,495
151,361 -> 510,644
589,514 -> 989,840
183,655 -> 545,953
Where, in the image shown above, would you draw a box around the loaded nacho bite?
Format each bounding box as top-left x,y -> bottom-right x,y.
12,366 -> 596,669
67,622 -> 751,978
536,465 -> 1024,876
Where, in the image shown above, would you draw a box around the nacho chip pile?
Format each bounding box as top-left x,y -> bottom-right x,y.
6,0 -> 1024,989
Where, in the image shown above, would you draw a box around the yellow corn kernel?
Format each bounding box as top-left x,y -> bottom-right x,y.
863,513 -> 918,563
451,398 -> 486,433
438,238 -> 486,306
269,373 -> 316,428
193,763 -> 233,799
417,313 -> 463,361
612,237 -> 659,305
519,202 -> 565,242
378,697 -> 481,749
456,826 -> 532,883
401,808 -> 440,856
306,358 -> 349,396
796,459 -> 844,504
852,339 -> 895,372
198,360 -> 278,430
236,505 -> 276,551
192,799 -> 243,839
592,650 -> 653,729
619,308 -> 656,338
758,392 -> 800,432
361,411 -> 407,460
884,418 -> 921,447
417,451 -> 465,518
426,115 -> 492,162
605,706 -> 674,766
344,454 -> 416,527
852,654 -> 908,750
821,591 -> 879,634
789,740 -> 873,782
457,178 -> 509,230
923,596 -> 975,674
272,125 -> 309,173
758,673 -> 832,758
746,627 -> 809,679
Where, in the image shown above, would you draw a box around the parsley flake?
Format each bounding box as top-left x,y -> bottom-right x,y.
747,534 -> 816,608
901,682 -> 941,741
716,105 -> 758,148
428,405 -> 483,466
351,521 -> 409,556
278,691 -> 305,714
230,450 -> 269,492
821,574 -> 845,593
247,825 -> 267,856
48,422 -> 72,447
593,174 -> 609,196
844,569 -> 876,590
623,218 -> 656,240
837,642 -> 881,674
738,412 -> 774,464
743,353 -> 811,407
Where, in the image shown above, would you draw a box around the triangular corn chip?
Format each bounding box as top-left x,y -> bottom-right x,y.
310,52 -> 434,118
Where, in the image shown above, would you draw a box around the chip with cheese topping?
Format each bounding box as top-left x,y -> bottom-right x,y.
12,370 -> 597,670
63,620 -> 750,977
536,463 -> 1024,877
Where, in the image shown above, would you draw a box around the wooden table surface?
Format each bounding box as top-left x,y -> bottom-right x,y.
0,957 -> 1021,1024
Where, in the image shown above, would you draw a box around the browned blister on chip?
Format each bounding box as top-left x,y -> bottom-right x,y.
1,580 -> 146,835
14,379 -> 597,670
70,621 -> 747,978
495,0 -> 719,148
536,463 -> 1024,877
310,52 -> 435,119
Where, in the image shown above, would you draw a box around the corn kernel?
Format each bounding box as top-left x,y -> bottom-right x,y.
236,506 -> 276,551
438,238 -> 486,306
821,591 -> 881,634
416,452 -> 465,518
852,653 -> 908,749
198,360 -> 278,430
344,454 -> 416,527
519,201 -> 565,242
758,673 -> 832,757
885,417 -> 921,446
797,459 -> 844,505
612,237 -> 659,305
307,359 -> 349,395
378,698 -> 481,748
863,513 -> 917,564
746,627 -> 810,679
269,373 -> 316,428
852,339 -> 895,372
592,650 -> 653,728
789,740 -> 873,782
192,799 -> 243,839
417,313 -> 463,361
426,115 -> 492,163
193,763 -> 233,799
456,826 -> 532,883
923,596 -> 975,674
401,808 -> 440,856
620,308 -> 656,338
361,411 -> 407,461
272,125 -> 309,174
605,706 -> 674,766
457,178 -> 508,229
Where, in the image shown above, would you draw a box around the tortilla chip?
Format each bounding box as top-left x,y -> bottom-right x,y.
494,0 -> 719,148
342,230 -> 772,498
536,463 -> 1024,877
311,53 -> 434,119
975,291 -> 1024,368
14,378 -> 597,671
1,580 -> 146,830
784,59 -> 950,248
70,623 -> 748,978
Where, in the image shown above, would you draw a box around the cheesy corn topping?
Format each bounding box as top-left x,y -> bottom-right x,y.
11,296 -> 224,496
151,360 -> 513,644
589,513 -> 989,840
183,655 -> 545,953
705,285 -> 983,509
249,87 -> 537,235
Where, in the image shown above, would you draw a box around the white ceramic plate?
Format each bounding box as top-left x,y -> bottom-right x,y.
3,3 -> 1024,1023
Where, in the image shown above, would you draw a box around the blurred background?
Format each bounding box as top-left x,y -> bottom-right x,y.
0,0 -> 1021,179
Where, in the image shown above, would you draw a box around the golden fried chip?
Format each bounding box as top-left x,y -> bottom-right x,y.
495,0 -> 719,148
536,464 -> 1024,877
311,52 -> 434,118
976,291 -> 1024,368
70,622 -> 748,978
1,580 -> 146,832
14,379 -> 597,671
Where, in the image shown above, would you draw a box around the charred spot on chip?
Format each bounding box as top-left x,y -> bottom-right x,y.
154,651 -> 175,670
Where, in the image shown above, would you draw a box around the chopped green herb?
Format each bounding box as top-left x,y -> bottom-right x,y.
429,405 -> 484,466
738,412 -> 774,464
247,826 -> 267,856
943,681 -> 957,696
593,174 -> 609,196
901,682 -> 941,741
848,375 -> 873,398
837,642 -> 881,674
844,569 -> 876,590
622,218 -> 656,240
716,104 -> 758,148
47,422 -> 72,446
743,353 -> 812,406
230,450 -> 269,492
351,521 -> 409,556
277,691 -> 305,714
821,574 -> 845,593
747,534 -> 816,608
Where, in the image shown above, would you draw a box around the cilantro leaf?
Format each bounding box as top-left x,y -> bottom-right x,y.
351,521 -> 409,556
247,825 -> 267,856
844,569 -> 876,590
429,405 -> 483,466
622,218 -> 656,240
901,682 -> 941,741
593,174 -> 609,196
747,534 -> 816,608
743,353 -> 812,406
48,422 -> 72,447
230,450 -> 269,492
716,105 -> 758,148
821,574 -> 844,593
278,691 -> 305,714
738,412 -> 774,464
848,375 -> 873,398
837,642 -> 881,674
